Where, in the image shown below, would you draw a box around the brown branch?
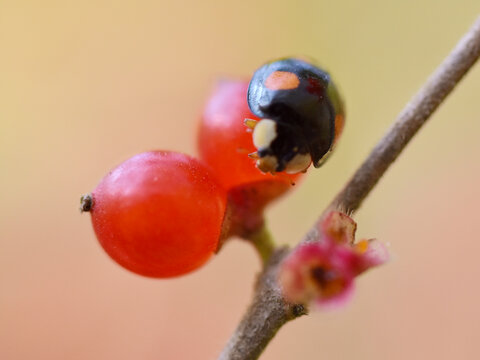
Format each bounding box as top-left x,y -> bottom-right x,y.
218,15 -> 480,360
218,248 -> 306,360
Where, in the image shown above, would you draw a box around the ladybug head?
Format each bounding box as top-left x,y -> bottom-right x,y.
247,118 -> 312,174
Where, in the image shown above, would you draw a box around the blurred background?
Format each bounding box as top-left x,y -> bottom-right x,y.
1,1 -> 480,359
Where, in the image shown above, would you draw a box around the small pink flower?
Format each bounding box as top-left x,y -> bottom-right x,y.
279,242 -> 356,309
352,238 -> 390,274
278,211 -> 389,309
321,211 -> 357,245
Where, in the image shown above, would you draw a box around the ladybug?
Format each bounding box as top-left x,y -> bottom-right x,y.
246,57 -> 345,174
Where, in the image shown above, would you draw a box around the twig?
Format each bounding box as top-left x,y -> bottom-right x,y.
218,15 -> 480,360
219,248 -> 306,360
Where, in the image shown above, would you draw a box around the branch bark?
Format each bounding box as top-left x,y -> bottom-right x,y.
219,15 -> 480,360
218,248 -> 306,360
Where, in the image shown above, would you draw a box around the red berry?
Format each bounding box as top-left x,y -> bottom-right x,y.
198,80 -> 301,188
89,151 -> 227,278
198,80 -> 301,235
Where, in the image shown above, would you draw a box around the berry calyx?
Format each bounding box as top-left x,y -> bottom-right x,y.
87,151 -> 228,278
198,80 -> 302,236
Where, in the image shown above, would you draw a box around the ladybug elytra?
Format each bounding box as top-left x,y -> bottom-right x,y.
246,58 -> 345,174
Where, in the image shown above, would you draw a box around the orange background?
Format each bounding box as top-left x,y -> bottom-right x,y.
2,1 -> 480,359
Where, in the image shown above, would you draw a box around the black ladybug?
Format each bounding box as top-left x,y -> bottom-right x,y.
246,58 -> 345,174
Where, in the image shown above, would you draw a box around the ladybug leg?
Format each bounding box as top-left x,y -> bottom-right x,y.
244,118 -> 258,130
248,152 -> 260,160
256,156 -> 278,174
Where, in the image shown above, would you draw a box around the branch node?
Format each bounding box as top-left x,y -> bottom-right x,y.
290,304 -> 308,318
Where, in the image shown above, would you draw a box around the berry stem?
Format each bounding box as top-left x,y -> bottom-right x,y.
248,225 -> 276,265
219,15 -> 480,360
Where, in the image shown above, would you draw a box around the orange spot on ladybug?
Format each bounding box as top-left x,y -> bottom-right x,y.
265,71 -> 300,90
306,78 -> 324,100
333,114 -> 345,146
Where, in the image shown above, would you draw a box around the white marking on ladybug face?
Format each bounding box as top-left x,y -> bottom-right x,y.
253,119 -> 277,150
256,155 -> 278,174
285,153 -> 312,174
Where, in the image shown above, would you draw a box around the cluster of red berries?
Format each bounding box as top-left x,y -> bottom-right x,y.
83,57 -> 347,279
84,80 -> 300,278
